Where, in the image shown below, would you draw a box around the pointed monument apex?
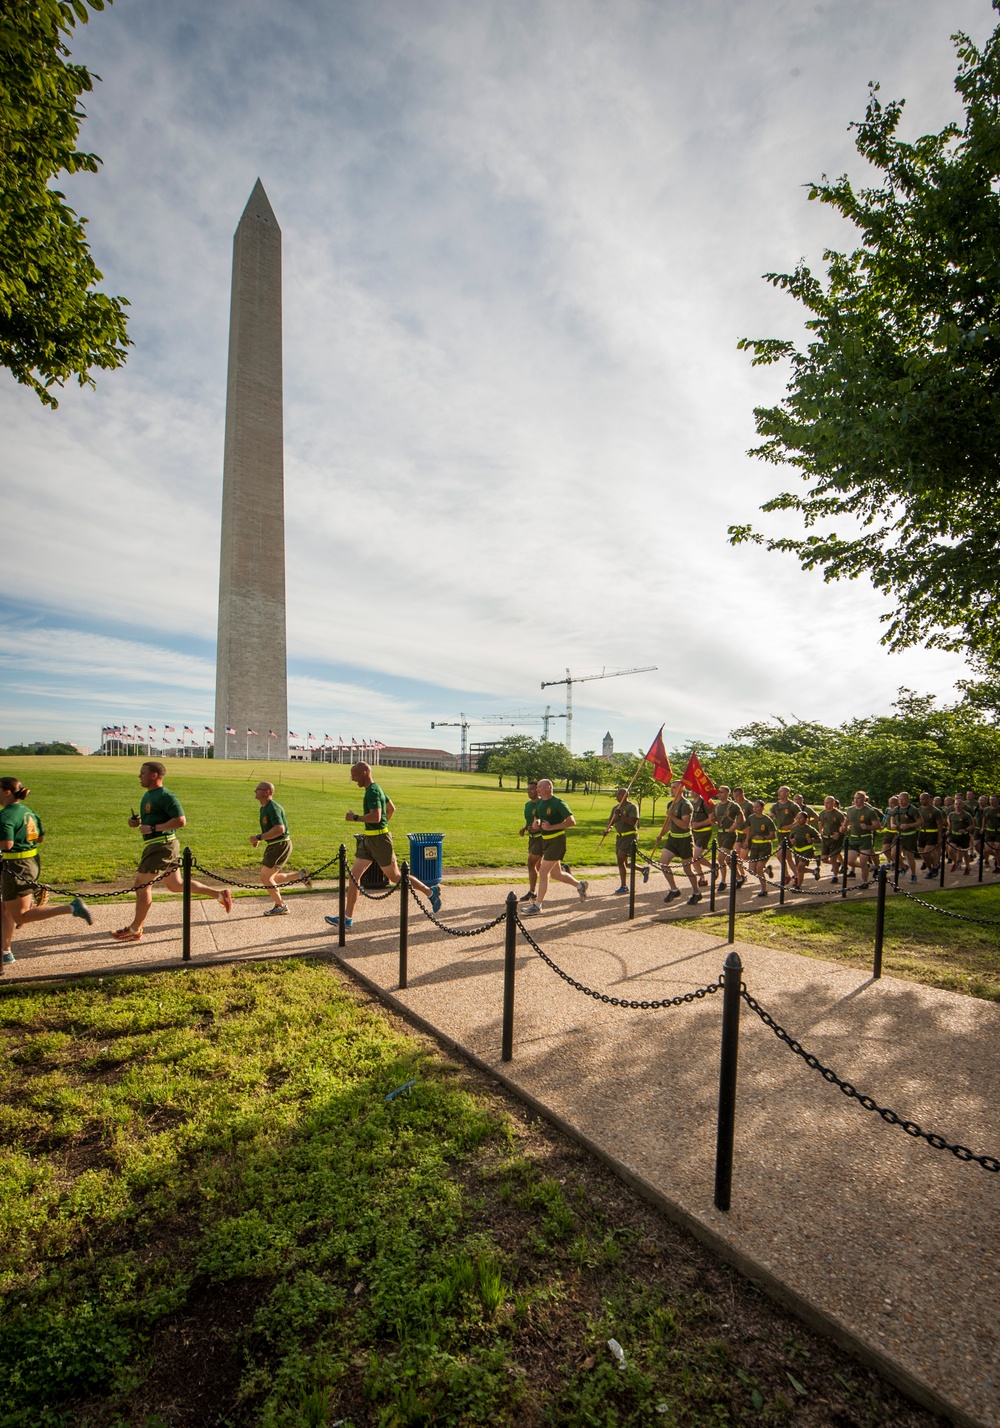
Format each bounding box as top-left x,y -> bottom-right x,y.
214,182 -> 288,760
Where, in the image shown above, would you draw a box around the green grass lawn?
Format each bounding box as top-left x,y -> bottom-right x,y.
0,960 -> 932,1427
1,757 -> 642,885
684,881 -> 1000,1001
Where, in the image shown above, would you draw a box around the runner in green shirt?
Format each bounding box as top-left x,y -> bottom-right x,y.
746,802 -> 777,898
947,798 -> 975,875
251,781 -> 311,915
916,793 -> 945,879
604,786 -> 639,895
843,792 -> 881,887
711,786 -> 746,891
788,811 -> 822,890
769,786 -> 797,885
327,762 -> 441,931
984,795 -> 1000,874
651,780 -> 701,905
521,778 -> 588,914
0,776 -> 92,969
817,798 -> 846,882
518,780 -> 543,904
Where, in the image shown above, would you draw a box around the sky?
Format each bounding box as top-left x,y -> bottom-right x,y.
2,0 -> 995,758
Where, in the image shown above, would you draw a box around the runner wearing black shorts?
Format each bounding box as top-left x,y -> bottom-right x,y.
711,786 -> 745,890
519,780 -> 543,904
652,780 -> 701,905
747,803 -> 777,898
891,792 -> 920,882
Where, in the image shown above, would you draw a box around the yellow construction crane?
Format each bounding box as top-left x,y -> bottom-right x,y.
540,666 -> 657,754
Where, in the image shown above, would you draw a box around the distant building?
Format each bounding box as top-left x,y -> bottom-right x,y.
602,731 -> 614,759
378,746 -> 463,771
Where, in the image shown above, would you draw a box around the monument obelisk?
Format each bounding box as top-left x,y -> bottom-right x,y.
214,180 -> 288,761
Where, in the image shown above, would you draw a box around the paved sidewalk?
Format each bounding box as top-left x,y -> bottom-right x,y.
2,878 -> 998,1424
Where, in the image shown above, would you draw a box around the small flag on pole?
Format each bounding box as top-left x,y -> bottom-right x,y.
246,727 -> 257,736
268,730 -> 277,739
642,726 -> 674,786
226,726 -> 236,735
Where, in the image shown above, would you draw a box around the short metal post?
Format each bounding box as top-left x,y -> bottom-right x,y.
628,841 -> 636,921
338,843 -> 347,949
501,891 -> 517,1062
714,949 -> 743,1212
978,829 -> 986,883
181,846 -> 192,962
841,848 -> 849,899
398,861 -> 409,989
779,838 -> 787,904
873,864 -> 887,979
939,832 -> 947,887
709,843 -> 717,912
893,834 -> 901,891
727,851 -> 737,944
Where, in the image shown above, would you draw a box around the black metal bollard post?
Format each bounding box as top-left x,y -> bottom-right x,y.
978,829 -> 986,883
181,846 -> 192,962
714,949 -> 743,1213
841,848 -> 849,899
501,891 -> 517,1062
727,851 -> 737,944
939,833 -> 947,888
398,861 -> 409,989
893,834 -> 901,891
338,843 -> 347,949
779,838 -> 787,905
873,864 -> 887,980
709,844 -> 717,912
628,840 -> 637,921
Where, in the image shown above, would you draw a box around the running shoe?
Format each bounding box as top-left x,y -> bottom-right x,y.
2,951 -> 14,965
697,877 -> 707,888
112,926 -> 142,941
910,874 -> 918,883
757,890 -> 768,899
430,885 -> 442,914
521,902 -> 543,915
518,890 -> 536,902
70,897 -> 92,925
613,885 -> 628,895
33,887 -> 49,907
663,889 -> 680,903
264,903 -> 289,915
858,882 -> 870,890
687,893 -> 702,905
641,865 -> 650,884
220,889 -> 234,914
577,880 -> 589,900
298,868 -> 313,889
324,915 -> 353,930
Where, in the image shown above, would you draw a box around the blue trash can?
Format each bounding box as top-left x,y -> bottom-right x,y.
407,832 -> 444,886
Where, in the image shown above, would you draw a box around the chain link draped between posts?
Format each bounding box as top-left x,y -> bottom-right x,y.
8,865 -> 176,900
192,852 -> 339,892
346,866 -> 399,901
740,985 -> 1000,1174
893,887 -> 1000,926
514,909 -> 723,1009
408,886 -> 506,937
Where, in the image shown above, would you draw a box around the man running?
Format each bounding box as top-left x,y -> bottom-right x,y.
0,777 -> 92,970
880,795 -> 899,871
984,794 -> 1000,874
891,791 -> 920,883
818,797 -> 846,882
518,780 -> 543,904
769,786 -> 797,883
607,786 -> 639,895
947,796 -> 975,875
788,809 -> 822,890
652,779 -> 701,905
746,800 -> 777,898
251,782 -> 310,915
113,762 -> 233,941
917,793 -> 944,879
690,794 -> 714,887
521,778 -> 588,914
326,762 -> 440,931
843,790 -> 881,888
711,786 -> 745,891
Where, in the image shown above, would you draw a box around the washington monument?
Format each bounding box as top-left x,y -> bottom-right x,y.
214,180 -> 288,761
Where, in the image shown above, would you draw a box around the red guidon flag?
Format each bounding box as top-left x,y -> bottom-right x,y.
643,726 -> 674,786
681,750 -> 719,803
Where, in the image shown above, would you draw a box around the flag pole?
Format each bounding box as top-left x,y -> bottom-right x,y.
596,725 -> 666,848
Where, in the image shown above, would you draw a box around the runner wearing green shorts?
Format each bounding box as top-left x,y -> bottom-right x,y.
521,779 -> 588,914
519,780 -> 543,903
890,792 -> 920,882
652,780 -> 701,905
843,791 -> 881,887
690,795 -> 714,887
747,803 -> 777,897
788,811 -> 821,889
113,762 -> 233,941
0,777 -> 92,970
947,798 -> 975,875
818,798 -> 846,881
327,762 -> 441,931
711,786 -> 745,890
769,787 -> 797,885
607,786 -> 639,895
252,782 -> 310,915
880,796 -> 899,866
917,794 -> 944,878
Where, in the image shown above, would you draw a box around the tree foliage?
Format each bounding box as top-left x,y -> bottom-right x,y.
1,0 -> 129,407
731,24 -> 1000,669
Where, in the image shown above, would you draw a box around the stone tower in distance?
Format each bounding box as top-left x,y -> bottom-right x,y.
214,180 -> 288,761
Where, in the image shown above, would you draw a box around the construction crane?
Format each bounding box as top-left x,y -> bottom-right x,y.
542,705 -> 567,741
540,666 -> 657,754
430,713 -> 535,772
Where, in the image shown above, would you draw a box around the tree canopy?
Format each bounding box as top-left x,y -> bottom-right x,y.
731,23 -> 1000,671
0,0 -> 129,407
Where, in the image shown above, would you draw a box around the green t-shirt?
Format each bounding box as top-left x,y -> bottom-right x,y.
770,801 -> 796,832
613,799 -> 638,835
748,813 -> 776,840
522,798 -> 538,832
0,802 -> 44,854
948,807 -> 974,835
259,799 -> 289,839
536,796 -> 572,831
919,803 -> 943,832
844,803 -> 879,836
714,800 -> 743,832
690,798 -> 713,829
363,783 -> 389,833
140,787 -> 183,841
984,807 -> 1000,835
666,796 -> 693,833
892,802 -> 921,834
789,823 -> 820,851
818,808 -> 844,837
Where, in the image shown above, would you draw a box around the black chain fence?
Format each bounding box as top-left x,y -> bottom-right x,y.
741,986 -> 1000,1174
408,886 -> 506,937
9,864 -> 176,900
193,852 -> 339,891
348,867 -> 399,901
893,888 -> 1000,927
514,910 -> 723,1009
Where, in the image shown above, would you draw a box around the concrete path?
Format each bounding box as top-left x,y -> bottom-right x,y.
2,877 -> 998,1425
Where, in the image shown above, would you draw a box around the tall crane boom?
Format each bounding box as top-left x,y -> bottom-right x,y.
539,665 -> 657,754
431,713 -> 535,772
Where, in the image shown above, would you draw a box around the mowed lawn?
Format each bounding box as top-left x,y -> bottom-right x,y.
0,758 -> 633,885
684,881 -> 1000,1001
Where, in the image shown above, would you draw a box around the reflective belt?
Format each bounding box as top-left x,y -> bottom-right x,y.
541,830 -> 565,839
143,834 -> 179,847
2,849 -> 38,859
